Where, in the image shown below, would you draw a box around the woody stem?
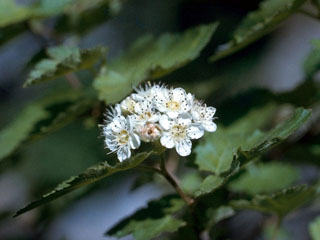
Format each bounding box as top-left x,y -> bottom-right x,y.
159,153 -> 194,206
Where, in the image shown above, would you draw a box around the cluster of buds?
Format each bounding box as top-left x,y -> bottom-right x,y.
102,83 -> 217,162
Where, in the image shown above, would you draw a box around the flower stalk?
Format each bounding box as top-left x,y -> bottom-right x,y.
159,153 -> 194,206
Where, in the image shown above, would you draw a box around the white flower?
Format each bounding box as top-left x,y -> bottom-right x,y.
105,103 -> 122,122
120,96 -> 137,114
154,87 -> 193,118
133,101 -> 161,125
132,82 -> 166,103
137,123 -> 162,142
159,114 -> 204,157
103,115 -> 141,162
191,100 -> 217,132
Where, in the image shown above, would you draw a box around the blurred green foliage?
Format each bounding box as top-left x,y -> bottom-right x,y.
0,0 -> 320,239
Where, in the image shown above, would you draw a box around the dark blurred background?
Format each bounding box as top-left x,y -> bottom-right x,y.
0,0 -> 319,239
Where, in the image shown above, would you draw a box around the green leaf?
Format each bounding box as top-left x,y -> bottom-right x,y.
194,107 -> 311,197
230,185 -> 319,218
24,46 -> 107,87
206,206 -> 235,230
194,104 -> 276,174
209,0 -> 306,62
304,40 -> 320,78
0,89 -> 94,162
93,23 -> 218,104
228,162 -> 299,196
263,222 -> 291,240
0,0 -> 72,27
309,216 -> 320,240
194,157 -> 240,197
106,195 -> 186,240
0,0 -> 121,29
0,103 -> 48,161
56,0 -> 122,35
14,151 -> 152,217
0,0 -> 33,27
180,172 -> 203,195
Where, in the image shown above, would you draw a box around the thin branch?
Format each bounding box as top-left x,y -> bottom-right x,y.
65,73 -> 82,89
159,153 -> 194,206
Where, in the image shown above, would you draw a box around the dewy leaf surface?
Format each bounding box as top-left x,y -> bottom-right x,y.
24,45 -> 107,87
15,151 -> 152,216
230,185 -> 319,218
209,0 -> 306,62
93,23 -> 218,104
228,162 -> 299,196
194,107 -> 311,197
106,195 -> 186,240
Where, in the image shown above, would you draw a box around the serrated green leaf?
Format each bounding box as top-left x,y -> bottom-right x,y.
194,107 -> 311,198
304,40 -> 320,78
309,216 -> 320,240
228,162 -> 299,196
231,185 -> 319,218
106,195 -> 186,240
209,0 -> 306,62
0,89 -> 94,162
93,23 -> 218,104
24,46 -> 107,87
15,151 -> 152,217
194,157 -> 240,197
0,103 -> 48,161
195,104 -> 276,174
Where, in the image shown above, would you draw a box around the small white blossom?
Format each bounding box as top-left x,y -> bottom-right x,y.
133,101 -> 161,124
191,100 -> 217,132
154,87 -> 193,119
120,96 -> 137,114
102,82 -> 217,161
159,114 -> 204,157
132,82 -> 166,103
104,115 -> 140,162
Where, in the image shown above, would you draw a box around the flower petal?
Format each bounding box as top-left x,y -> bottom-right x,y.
149,112 -> 161,123
203,121 -> 217,132
187,125 -> 204,139
117,147 -> 131,162
176,139 -> 192,157
172,88 -> 186,101
130,133 -> 141,149
167,111 -> 179,119
160,134 -> 175,149
159,114 -> 173,130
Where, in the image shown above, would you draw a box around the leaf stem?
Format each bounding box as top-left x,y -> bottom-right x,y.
159,153 -> 194,206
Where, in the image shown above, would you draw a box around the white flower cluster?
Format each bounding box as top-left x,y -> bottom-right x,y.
102,83 -> 217,162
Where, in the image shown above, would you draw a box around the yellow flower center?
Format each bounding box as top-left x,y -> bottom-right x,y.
171,125 -> 187,140
166,100 -> 180,111
117,130 -> 129,144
